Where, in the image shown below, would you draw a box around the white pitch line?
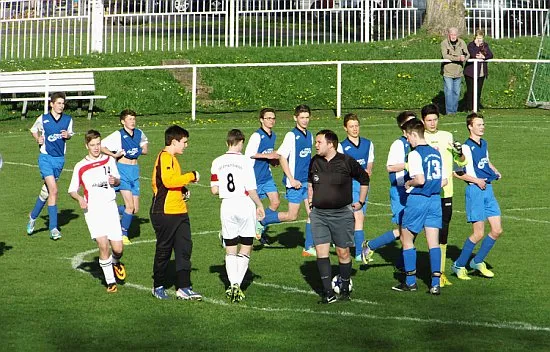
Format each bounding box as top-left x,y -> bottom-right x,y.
505,207 -> 550,211
68,241 -> 550,333
502,215 -> 550,224
242,305 -> 550,333
252,281 -> 379,305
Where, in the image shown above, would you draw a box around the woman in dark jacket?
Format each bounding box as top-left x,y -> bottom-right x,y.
464,30 -> 493,111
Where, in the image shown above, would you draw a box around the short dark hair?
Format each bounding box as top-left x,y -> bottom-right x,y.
420,104 -> 440,120
343,113 -> 359,127
50,92 -> 66,103
396,111 -> 417,130
164,125 -> 189,146
405,119 -> 425,138
294,104 -> 311,116
226,129 -> 245,146
259,108 -> 275,120
316,129 -> 338,149
466,112 -> 484,129
85,129 -> 101,144
120,109 -> 137,121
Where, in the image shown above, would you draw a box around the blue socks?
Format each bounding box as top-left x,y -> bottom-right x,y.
261,208 -> 280,226
117,205 -> 126,216
429,247 -> 442,287
354,230 -> 365,257
47,205 -> 58,231
473,235 -> 496,264
121,211 -> 133,236
304,222 -> 313,250
369,230 -> 397,251
403,248 -> 417,286
30,197 -> 46,220
456,238 -> 476,267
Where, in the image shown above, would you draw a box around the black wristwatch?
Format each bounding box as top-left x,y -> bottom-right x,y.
358,201 -> 365,208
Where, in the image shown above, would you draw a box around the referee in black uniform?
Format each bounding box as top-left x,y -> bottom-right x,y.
308,129 -> 370,304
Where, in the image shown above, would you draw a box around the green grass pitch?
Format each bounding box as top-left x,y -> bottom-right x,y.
0,108 -> 549,351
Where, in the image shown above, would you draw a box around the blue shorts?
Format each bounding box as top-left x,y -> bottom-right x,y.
38,154 -> 65,180
465,183 -> 501,222
256,179 -> 278,199
285,184 -> 308,204
402,194 -> 442,235
352,180 -> 369,214
389,186 -> 408,225
116,163 -> 140,196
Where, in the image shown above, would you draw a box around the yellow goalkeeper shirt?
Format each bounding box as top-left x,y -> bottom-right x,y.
424,130 -> 455,198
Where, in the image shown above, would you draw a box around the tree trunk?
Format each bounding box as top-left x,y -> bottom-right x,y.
424,0 -> 466,36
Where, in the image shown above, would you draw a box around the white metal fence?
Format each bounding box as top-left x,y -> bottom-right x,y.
1,0 -> 549,60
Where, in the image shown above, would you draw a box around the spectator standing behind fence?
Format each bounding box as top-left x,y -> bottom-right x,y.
464,30 -> 493,112
440,27 -> 469,115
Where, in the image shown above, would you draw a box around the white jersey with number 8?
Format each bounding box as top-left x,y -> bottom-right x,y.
210,152 -> 257,199
211,152 -> 258,240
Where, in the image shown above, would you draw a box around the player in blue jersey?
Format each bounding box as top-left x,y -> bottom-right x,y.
392,119 -> 447,295
101,109 -> 149,245
27,92 -> 74,240
452,113 -> 503,280
338,113 -> 374,262
257,104 -> 315,256
421,104 -> 467,287
361,111 -> 418,265
244,108 -> 280,246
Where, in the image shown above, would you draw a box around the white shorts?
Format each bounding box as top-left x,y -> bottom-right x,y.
220,197 -> 256,240
84,200 -> 123,241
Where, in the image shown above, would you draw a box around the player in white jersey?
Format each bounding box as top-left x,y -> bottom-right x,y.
211,129 -> 265,303
68,130 -> 126,293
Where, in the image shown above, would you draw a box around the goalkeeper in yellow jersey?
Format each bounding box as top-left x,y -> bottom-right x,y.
420,104 -> 466,287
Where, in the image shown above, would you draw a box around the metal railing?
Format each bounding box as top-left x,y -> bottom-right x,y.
5,58 -> 549,119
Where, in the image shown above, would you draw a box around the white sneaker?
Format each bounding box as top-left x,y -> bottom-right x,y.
50,228 -> 62,240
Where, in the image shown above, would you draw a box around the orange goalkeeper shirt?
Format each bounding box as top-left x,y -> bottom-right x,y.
150,150 -> 197,215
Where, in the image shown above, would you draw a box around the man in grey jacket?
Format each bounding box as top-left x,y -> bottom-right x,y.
440,27 -> 469,115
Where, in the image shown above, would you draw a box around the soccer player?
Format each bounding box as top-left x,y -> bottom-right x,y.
421,104 -> 466,287
257,104 -> 315,256
68,130 -> 126,293
452,113 -> 503,280
361,111 -> 418,265
393,119 -> 447,295
309,130 -> 369,303
27,92 -> 73,240
338,113 -> 374,262
101,109 -> 149,245
244,108 -> 280,245
150,125 -> 202,301
211,129 -> 265,303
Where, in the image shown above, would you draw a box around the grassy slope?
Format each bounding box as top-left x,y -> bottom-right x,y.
0,32 -> 541,120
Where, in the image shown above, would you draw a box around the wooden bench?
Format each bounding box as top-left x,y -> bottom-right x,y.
0,71 -> 107,119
